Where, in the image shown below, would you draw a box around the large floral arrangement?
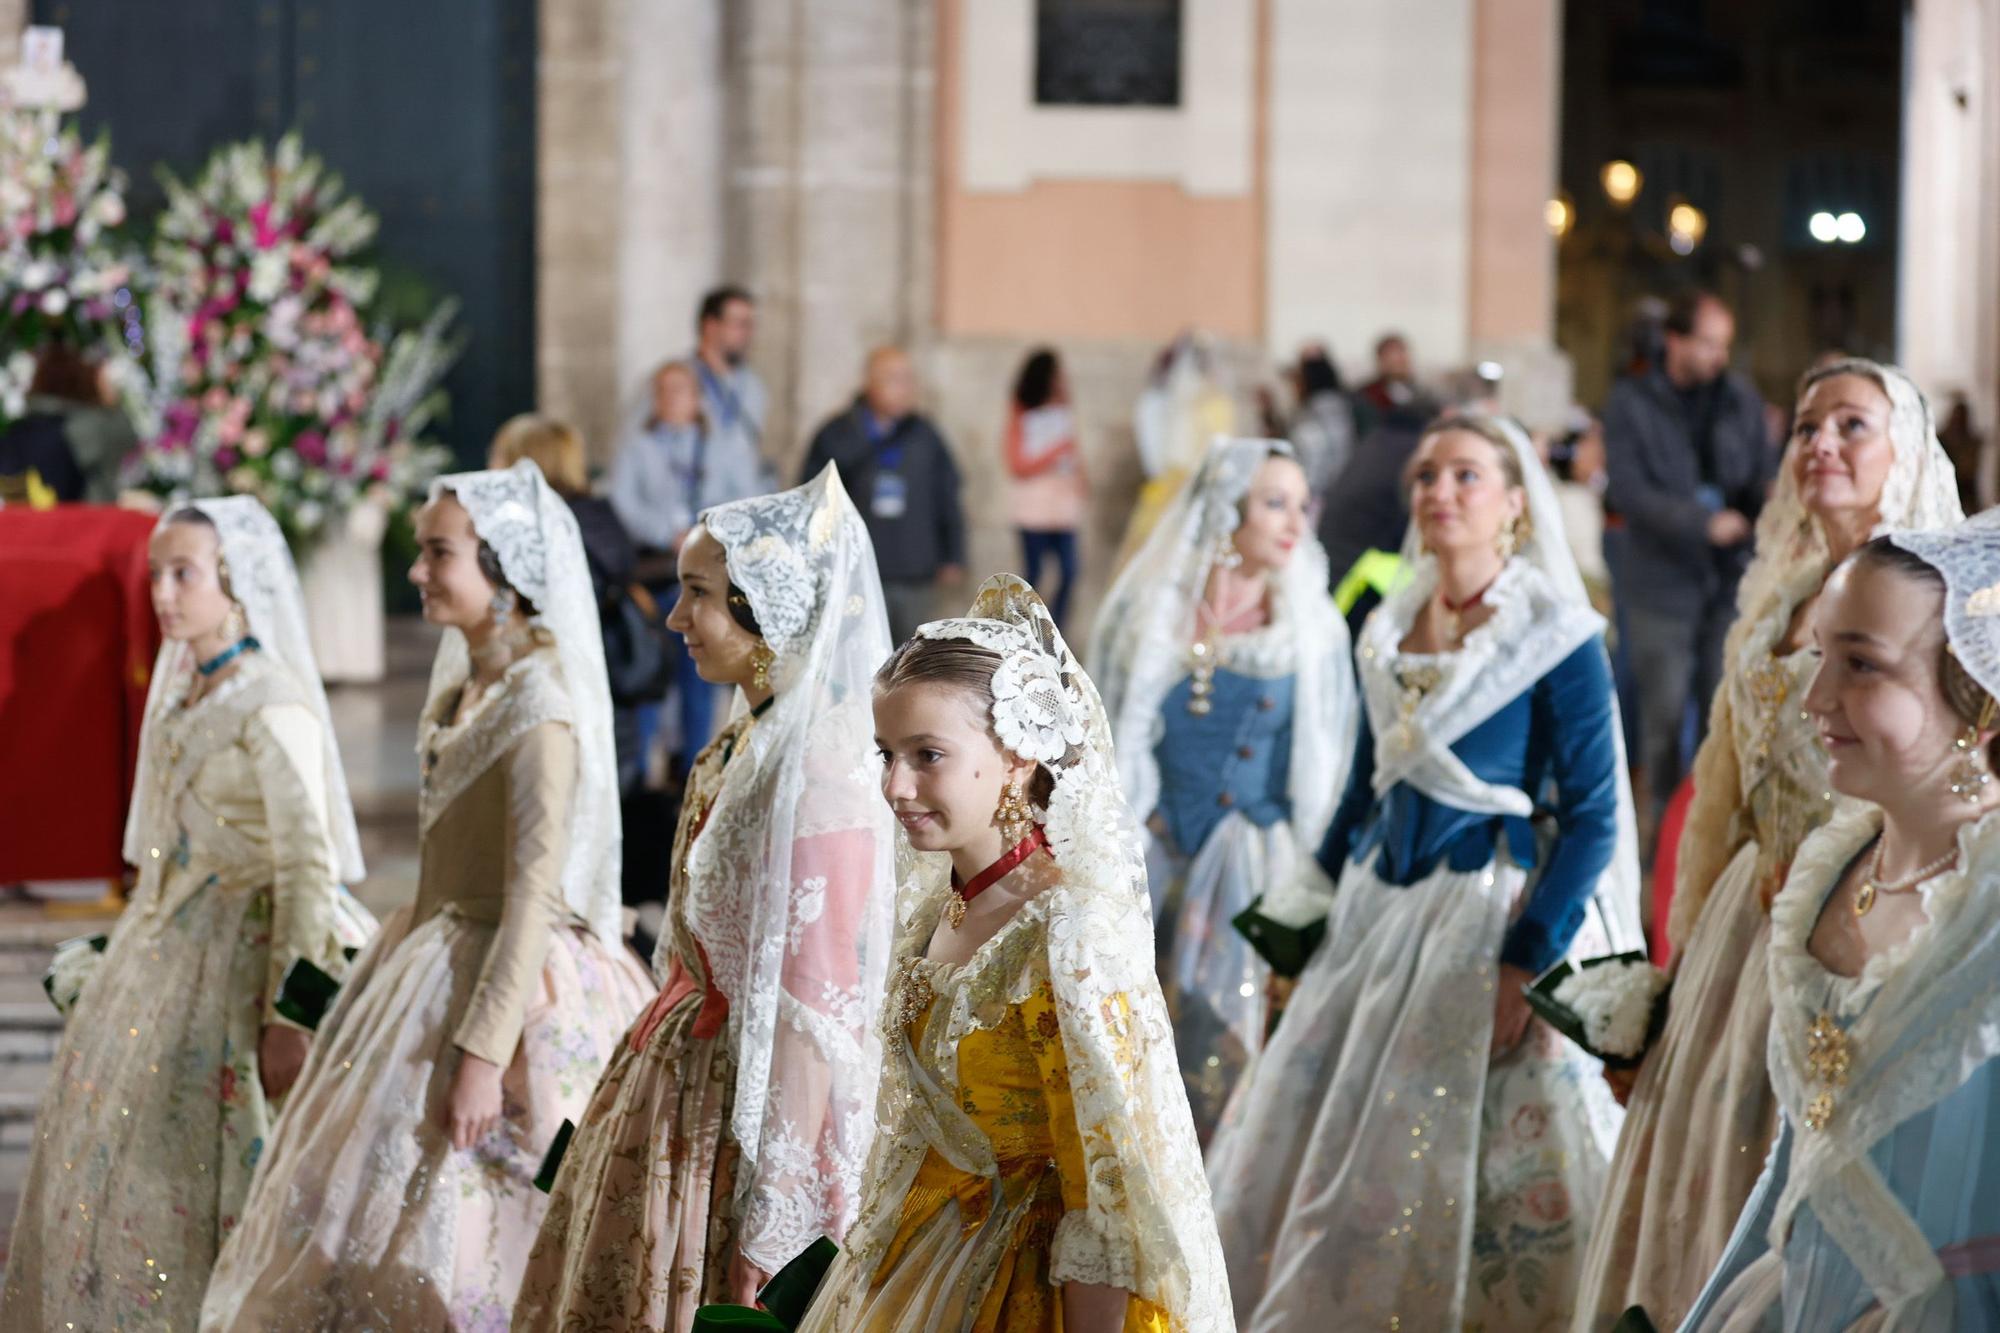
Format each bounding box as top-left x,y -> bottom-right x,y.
126,133 -> 455,551
0,107 -> 141,421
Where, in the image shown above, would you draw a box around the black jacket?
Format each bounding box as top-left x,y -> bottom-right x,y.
800,402 -> 966,583
1602,368 -> 1771,617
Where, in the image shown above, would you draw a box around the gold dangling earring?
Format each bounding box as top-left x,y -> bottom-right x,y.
750,640 -> 775,692
225,600 -> 249,643
1951,699 -> 1998,803
1495,515 -> 1519,561
996,780 -> 1032,845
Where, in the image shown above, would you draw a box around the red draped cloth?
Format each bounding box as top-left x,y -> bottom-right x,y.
1649,774 -> 1695,968
0,505 -> 160,881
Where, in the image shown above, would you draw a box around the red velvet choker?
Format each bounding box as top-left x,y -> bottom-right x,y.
948,826 -> 1049,930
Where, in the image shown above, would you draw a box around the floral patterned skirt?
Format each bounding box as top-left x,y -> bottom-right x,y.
511,987 -> 737,1333
1,875 -> 288,1332
197,907 -> 650,1332
1572,842 -> 1779,1332
1206,854 -> 1621,1332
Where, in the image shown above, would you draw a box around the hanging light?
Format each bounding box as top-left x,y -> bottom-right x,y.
1835,211 -> 1866,243
1809,211 -> 1840,243
1600,160 -> 1642,206
1545,194 -> 1573,238
1667,201 -> 1707,255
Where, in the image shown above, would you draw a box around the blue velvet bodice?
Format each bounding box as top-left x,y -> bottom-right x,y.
1154,668 -> 1295,855
1315,638 -> 1620,974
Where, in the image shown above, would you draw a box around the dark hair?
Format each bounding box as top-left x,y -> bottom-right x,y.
1298,348 -> 1342,397
1012,348 -> 1061,411
698,285 -> 753,329
873,636 -> 1058,808
164,505 -> 215,531
1374,332 -> 1407,358
1664,289 -> 1725,337
30,342 -> 100,404
1848,536 -> 1999,761
724,583 -> 762,636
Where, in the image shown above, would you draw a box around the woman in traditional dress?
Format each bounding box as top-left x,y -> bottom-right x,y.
791,574 -> 1231,1331
1682,519 -> 2000,1331
1574,359 -> 1965,1330
1,497 -> 374,1331
1207,415 -> 1644,1331
513,465 -> 898,1332
198,460 -> 653,1330
1091,437 -> 1354,1138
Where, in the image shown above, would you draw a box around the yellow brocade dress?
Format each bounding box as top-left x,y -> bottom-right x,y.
877,985 -> 1171,1333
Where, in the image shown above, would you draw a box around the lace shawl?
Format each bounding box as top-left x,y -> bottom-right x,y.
1763,805 -> 2000,1324
1670,359 -> 1963,948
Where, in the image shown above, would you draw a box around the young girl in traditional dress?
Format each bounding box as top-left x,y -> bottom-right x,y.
1091,437 -> 1354,1138
1,497 -> 373,1331
792,574 -> 1231,1332
199,461 -> 653,1330
513,466 -> 899,1332
1684,519 -> 2000,1330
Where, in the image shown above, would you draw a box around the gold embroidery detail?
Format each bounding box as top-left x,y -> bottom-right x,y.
1805,1011 -> 1851,1087
1804,1092 -> 1835,1131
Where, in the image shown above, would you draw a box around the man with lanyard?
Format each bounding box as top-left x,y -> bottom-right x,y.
800,345 -> 966,643
692,284 -> 775,492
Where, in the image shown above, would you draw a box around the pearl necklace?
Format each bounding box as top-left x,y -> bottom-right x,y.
1854,834 -> 1958,917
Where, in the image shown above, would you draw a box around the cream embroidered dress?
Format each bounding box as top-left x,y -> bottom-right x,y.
1,498 -> 374,1333
198,463 -> 653,1332
513,467 -> 899,1333
1574,360 -> 1965,1332
797,576 -> 1233,1333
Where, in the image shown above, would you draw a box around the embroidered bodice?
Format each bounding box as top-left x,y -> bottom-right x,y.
132,650 -> 348,1021
1726,574 -> 1835,888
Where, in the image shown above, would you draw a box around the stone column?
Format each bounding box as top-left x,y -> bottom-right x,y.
1898,0 -> 2000,501
539,0 -> 725,465
723,0 -> 935,475
1467,0 -> 1570,429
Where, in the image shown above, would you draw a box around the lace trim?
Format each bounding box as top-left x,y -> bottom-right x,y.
416,649 -> 573,837
1766,805 -> 2000,1310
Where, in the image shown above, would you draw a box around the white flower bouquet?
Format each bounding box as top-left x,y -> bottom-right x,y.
42,931 -> 108,1018
1523,951 -> 1669,1069
0,106 -> 142,423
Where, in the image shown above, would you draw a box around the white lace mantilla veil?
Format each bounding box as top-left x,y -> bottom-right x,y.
1670,358 -> 1964,946
426,459 -> 621,942
682,463 -> 899,1270
1089,436 -> 1355,860
123,495 -> 365,883
897,574 -> 1232,1328
1724,507 -> 2000,1329
1370,413 -> 1644,953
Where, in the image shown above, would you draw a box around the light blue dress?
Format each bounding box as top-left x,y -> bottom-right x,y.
1683,806 -> 2000,1331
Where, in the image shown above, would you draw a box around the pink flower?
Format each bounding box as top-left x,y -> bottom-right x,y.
217,1065 -> 238,1103
52,191 -> 74,226
1511,1104 -> 1549,1142
250,201 -> 280,249
369,458 -> 390,482
294,431 -> 328,466
201,386 -> 229,414
213,445 -> 239,470
1522,1180 -> 1571,1225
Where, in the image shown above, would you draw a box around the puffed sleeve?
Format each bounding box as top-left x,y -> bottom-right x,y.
1499,640 -> 1620,974
243,702 -> 344,1026
453,720 -> 574,1065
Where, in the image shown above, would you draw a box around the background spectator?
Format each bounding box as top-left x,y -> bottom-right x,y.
801,345 -> 966,643
691,284 -> 773,491
1602,289 -> 1771,823
0,344 -> 135,504
1004,346 -> 1087,629
1285,342 -> 1355,506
